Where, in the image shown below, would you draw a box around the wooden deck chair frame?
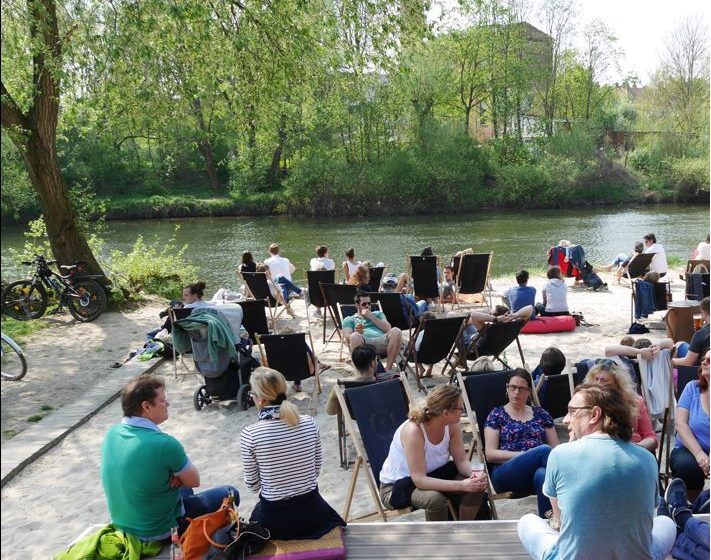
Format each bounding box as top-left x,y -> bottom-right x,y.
402,316 -> 466,392
241,272 -> 292,331
256,331 -> 322,415
335,377 -> 426,523
169,306 -> 197,379
455,252 -> 494,309
336,301 -> 383,363
336,378 -> 378,469
320,283 -> 358,345
305,270 -> 336,329
456,369 -> 539,520
408,255 -> 443,311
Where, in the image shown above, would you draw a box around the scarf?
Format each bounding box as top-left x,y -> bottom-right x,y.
258,405 -> 281,421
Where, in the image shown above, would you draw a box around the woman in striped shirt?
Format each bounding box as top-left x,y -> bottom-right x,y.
240,368 -> 345,539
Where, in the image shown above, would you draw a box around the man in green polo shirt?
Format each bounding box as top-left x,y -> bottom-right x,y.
101,375 -> 239,539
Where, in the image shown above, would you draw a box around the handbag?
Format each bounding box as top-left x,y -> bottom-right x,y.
181,496 -> 238,560
205,518 -> 271,560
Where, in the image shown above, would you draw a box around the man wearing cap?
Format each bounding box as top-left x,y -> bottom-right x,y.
382,274 -> 427,328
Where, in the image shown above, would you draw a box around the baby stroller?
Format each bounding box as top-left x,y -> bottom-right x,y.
172,306 -> 259,411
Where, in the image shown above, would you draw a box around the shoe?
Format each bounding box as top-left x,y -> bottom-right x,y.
665,478 -> 691,523
656,495 -> 671,518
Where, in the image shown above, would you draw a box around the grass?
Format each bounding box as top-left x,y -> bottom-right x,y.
26,404 -> 55,423
0,316 -> 53,344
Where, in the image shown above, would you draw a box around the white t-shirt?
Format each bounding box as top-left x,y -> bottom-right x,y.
310,257 -> 335,271
543,278 -> 568,313
264,254 -> 292,280
694,241 -> 710,261
644,243 -> 669,274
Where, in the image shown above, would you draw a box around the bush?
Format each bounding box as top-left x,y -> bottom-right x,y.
666,158 -> 710,201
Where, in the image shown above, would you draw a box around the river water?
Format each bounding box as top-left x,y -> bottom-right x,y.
1,205 -> 708,294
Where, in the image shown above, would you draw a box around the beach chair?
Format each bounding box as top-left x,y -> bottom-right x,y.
675,365 -> 698,399
335,377 -> 417,522
622,253 -> 655,284
630,279 -> 671,324
686,259 -> 711,274
534,372 -> 574,419
403,316 -> 466,391
336,378 -> 377,469
320,283 -> 357,344
256,332 -> 322,414
169,307 -> 195,377
241,272 -> 292,330
409,255 -> 440,304
684,272 -> 710,301
456,369 -> 537,519
236,299 -> 270,343
367,291 -> 413,333
336,302 -> 383,362
305,269 -> 336,326
367,266 -> 387,292
456,320 -> 526,379
455,253 -> 494,308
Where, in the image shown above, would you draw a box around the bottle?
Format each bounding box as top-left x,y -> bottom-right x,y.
170,526 -> 184,560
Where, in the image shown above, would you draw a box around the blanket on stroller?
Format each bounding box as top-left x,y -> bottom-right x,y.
173,308 -> 238,363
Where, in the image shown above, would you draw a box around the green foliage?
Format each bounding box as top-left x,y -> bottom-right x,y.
0,316 -> 52,344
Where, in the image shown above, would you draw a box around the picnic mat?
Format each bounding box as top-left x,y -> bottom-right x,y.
250,527 -> 345,560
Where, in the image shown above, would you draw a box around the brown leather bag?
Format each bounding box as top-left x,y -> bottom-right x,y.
180,496 -> 238,560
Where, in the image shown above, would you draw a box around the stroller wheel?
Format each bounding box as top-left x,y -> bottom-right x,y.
237,383 -> 251,411
193,385 -> 210,411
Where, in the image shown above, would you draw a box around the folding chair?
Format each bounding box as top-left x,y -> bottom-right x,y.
409,255 -> 440,306
367,266 -> 387,292
368,291 -> 413,333
256,332 -> 321,414
457,320 -> 526,379
305,270 -> 336,326
336,378 -> 377,469
403,316 -> 466,391
337,301 -> 383,363
684,272 -> 710,301
622,253 -> 655,285
236,299 -> 270,343
631,279 -> 671,325
676,365 -> 699,399
335,377 -> 417,522
534,372 -> 574,419
456,369 -> 537,519
320,283 -> 357,344
169,307 -> 195,378
456,253 -> 494,309
241,272 -> 292,330
686,260 -> 711,274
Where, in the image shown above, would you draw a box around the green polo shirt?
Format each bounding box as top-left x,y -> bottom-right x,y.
101,422 -> 188,538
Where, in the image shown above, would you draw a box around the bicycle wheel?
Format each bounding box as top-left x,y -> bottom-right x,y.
1,281 -> 48,320
67,280 -> 107,322
1,333 -> 27,381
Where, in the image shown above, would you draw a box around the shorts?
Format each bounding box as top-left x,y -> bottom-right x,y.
365,334 -> 389,355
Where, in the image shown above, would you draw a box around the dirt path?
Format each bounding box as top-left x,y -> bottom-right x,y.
1,300 -> 166,443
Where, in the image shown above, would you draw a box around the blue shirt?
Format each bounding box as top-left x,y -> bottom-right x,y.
543,435 -> 657,560
506,285 -> 536,314
675,381 -> 710,453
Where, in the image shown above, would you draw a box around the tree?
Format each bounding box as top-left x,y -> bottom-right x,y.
1,0 -> 105,275
578,19 -> 621,121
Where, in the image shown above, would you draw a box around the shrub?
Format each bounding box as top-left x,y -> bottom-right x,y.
666,158 -> 710,201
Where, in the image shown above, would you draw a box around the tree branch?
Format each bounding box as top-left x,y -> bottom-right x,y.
0,80 -> 31,145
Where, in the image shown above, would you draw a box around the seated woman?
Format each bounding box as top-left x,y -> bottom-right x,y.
342,248 -> 361,283
182,281 -> 209,308
535,266 -> 569,317
240,368 -> 345,539
484,369 -> 558,518
239,250 -> 257,274
379,385 -> 488,521
347,265 -> 371,291
671,350 -> 710,500
584,360 -> 658,452
255,263 -> 294,317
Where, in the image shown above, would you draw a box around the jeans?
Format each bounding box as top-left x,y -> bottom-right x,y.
670,446 -> 707,491
178,485 -> 240,533
274,275 -> 302,301
491,445 -> 551,517
517,513 -> 676,560
672,518 -> 710,560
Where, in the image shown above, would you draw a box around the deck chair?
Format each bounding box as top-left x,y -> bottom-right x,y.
336,377 -> 416,522
684,272 -> 710,301
320,283 -> 357,344
676,365 -> 698,399
622,253 -> 655,284
236,299 -> 270,343
337,302 -> 383,362
631,279 -> 671,324
456,369 -> 537,519
305,270 -> 335,326
169,307 -> 195,377
456,253 -> 494,308
241,272 -> 292,330
403,316 -> 466,391
256,332 -> 322,414
367,266 -> 387,292
336,378 -> 377,469
535,372 -> 574,419
458,320 -> 526,378
367,291 -> 413,333
686,260 -> 711,274
409,255 -> 440,303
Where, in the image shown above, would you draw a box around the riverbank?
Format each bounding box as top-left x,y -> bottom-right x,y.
0,268 -> 693,558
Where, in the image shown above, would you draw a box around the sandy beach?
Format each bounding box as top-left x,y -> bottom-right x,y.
0,268 -> 696,559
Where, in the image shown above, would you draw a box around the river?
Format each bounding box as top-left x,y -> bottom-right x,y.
1,204 -> 708,294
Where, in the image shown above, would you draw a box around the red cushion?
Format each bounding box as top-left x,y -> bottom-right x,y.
521,315 -> 576,334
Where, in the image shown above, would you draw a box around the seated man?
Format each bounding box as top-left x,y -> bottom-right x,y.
264,243 -> 303,301
517,383 -> 676,560
326,344 -> 390,415
310,245 -> 335,271
101,375 -> 239,540
504,270 -> 537,315
382,274 -> 427,327
673,296 -> 709,368
342,290 -> 403,374
643,233 -> 669,277
441,266 -> 457,304
453,304 -> 533,352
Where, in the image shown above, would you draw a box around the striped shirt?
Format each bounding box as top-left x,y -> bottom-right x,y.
240,415 -> 322,501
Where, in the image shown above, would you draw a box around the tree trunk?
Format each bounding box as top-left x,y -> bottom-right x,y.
191,98 -> 220,191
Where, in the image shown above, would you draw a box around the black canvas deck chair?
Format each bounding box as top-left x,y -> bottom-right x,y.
457,320 -> 526,379
456,369 -> 538,519
335,377 -> 416,522
241,272 -> 292,330
368,291 -> 413,333
534,372 -> 574,419
404,316 -> 466,391
336,378 -> 377,469
622,253 -> 655,284
256,332 -> 321,414
685,272 -> 710,301
630,279 -> 671,324
305,270 -> 336,326
320,283 -> 357,344
676,365 -> 698,399
367,266 -> 387,292
236,299 -> 270,343
456,253 -> 494,308
409,255 -> 440,304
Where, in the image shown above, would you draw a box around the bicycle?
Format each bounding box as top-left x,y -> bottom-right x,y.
1,255 -> 107,322
1,332 -> 27,381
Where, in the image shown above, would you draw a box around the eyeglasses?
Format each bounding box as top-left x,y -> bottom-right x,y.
567,406 -> 592,416
594,358 -> 616,368
506,384 -> 530,393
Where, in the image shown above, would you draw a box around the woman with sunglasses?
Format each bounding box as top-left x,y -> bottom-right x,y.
379,385 -> 488,521
240,368 -> 345,539
671,350 -> 710,500
484,369 -> 559,517
584,359 -> 658,452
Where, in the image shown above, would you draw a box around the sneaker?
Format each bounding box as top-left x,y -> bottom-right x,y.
665,478 -> 691,523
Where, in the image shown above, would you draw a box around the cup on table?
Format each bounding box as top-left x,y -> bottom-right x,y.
693,314 -> 703,331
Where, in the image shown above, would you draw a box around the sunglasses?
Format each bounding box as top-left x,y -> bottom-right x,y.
358,301 -> 371,307
594,358 -> 616,368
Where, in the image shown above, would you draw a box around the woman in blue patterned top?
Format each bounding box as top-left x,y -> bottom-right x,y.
484,369 -> 559,517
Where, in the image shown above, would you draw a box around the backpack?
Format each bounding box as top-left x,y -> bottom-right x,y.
581,262 -> 606,291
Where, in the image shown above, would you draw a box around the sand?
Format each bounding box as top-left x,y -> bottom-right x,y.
0,269 -> 693,559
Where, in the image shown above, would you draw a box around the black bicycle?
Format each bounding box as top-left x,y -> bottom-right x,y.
1,255 -> 107,322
